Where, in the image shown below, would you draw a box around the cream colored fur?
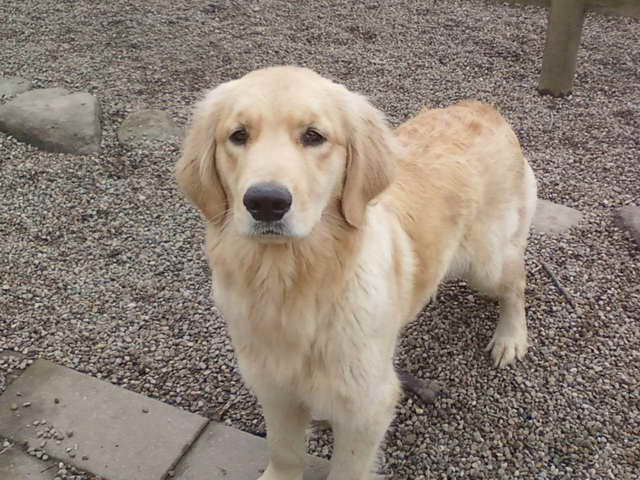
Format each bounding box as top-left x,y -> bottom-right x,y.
176,66 -> 537,480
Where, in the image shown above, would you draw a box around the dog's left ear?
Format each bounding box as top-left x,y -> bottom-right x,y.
340,90 -> 398,228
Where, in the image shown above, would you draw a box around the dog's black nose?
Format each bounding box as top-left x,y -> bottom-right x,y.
243,182 -> 292,222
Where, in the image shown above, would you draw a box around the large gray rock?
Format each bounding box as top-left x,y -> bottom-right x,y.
0,76 -> 32,100
12,87 -> 70,102
532,199 -> 582,235
0,88 -> 101,154
117,109 -> 183,148
616,205 -> 640,245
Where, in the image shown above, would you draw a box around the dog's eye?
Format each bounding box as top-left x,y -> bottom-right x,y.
229,128 -> 249,145
301,128 -> 326,147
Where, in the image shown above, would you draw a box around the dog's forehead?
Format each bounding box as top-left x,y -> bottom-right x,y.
228,70 -> 340,125
241,66 -> 329,91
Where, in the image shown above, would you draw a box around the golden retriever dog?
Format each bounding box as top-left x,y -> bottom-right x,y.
176,66 -> 537,480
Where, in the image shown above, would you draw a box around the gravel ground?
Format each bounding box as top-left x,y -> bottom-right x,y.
1,1 -> 639,479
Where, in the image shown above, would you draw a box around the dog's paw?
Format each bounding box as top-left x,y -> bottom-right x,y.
485,331 -> 528,368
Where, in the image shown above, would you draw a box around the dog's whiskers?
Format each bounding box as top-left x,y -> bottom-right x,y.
204,207 -> 232,229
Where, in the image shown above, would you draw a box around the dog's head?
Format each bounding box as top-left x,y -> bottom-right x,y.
176,66 -> 399,242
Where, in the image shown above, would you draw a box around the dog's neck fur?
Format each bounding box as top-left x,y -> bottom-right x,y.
206,204 -> 364,311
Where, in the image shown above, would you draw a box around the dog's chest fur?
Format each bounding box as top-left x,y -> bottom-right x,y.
206,208 -> 413,408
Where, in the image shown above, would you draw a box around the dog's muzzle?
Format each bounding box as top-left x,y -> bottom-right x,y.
243,182 -> 292,222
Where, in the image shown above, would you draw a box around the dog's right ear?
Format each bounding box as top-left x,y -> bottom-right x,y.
175,85 -> 231,226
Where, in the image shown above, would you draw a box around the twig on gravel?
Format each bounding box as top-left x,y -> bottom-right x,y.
40,464 -> 56,473
539,261 -> 578,313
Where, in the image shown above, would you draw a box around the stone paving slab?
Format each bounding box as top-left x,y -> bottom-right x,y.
616,204 -> 640,245
532,199 -> 583,234
0,443 -> 56,480
0,360 -> 208,480
173,422 -> 331,480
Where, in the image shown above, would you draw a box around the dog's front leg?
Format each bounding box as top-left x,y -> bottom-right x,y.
327,378 -> 399,480
258,391 -> 310,480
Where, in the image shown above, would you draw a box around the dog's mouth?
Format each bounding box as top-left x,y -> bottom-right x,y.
249,220 -> 291,242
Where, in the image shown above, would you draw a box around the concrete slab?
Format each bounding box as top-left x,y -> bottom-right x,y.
0,360 -> 208,480
0,443 -> 57,480
172,422 -> 331,480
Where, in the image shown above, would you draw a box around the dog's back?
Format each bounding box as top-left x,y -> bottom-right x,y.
386,101 -> 537,324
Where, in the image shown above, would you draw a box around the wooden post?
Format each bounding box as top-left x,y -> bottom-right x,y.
537,0 -> 586,97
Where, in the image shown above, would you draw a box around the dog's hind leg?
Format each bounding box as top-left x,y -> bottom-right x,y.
469,165 -> 536,367
483,248 -> 529,367
463,233 -> 529,368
